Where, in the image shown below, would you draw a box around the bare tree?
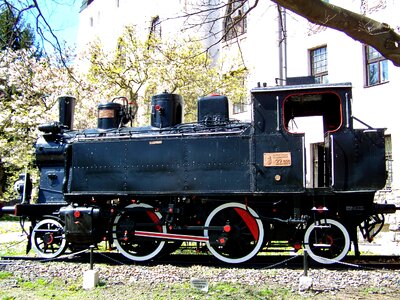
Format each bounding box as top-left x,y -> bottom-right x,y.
0,0 -> 77,66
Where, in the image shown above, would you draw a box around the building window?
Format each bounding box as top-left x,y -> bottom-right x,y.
365,45 -> 388,86
233,102 -> 248,114
310,46 -> 328,84
223,0 -> 248,41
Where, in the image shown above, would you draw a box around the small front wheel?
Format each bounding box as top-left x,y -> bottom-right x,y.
31,218 -> 67,258
304,218 -> 350,264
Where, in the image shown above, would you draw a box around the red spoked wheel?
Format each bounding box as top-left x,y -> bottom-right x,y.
112,203 -> 166,261
204,202 -> 264,264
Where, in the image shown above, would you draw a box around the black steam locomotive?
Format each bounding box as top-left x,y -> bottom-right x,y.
1,82 -> 397,264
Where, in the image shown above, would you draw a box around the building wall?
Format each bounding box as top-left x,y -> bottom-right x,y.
77,0 -> 220,55
77,0 -> 182,51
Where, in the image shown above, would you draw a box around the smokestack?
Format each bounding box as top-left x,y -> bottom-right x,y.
58,96 -> 76,130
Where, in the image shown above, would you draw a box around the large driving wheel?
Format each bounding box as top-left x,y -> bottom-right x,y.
112,203 -> 166,261
31,218 -> 67,258
304,218 -> 350,264
204,202 -> 264,264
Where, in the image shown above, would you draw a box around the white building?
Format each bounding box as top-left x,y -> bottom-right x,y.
77,0 -> 400,200
77,0 -> 220,55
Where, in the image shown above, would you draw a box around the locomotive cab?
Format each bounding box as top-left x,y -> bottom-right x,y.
252,83 -> 386,192
283,89 -> 343,189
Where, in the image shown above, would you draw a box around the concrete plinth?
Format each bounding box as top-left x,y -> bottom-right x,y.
299,275 -> 313,292
83,269 -> 99,290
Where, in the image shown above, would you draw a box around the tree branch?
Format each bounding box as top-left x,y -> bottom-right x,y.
271,0 -> 400,66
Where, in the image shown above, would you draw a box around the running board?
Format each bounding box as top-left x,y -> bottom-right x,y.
135,231 -> 209,243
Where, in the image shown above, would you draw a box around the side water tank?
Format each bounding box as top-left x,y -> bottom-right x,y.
198,94 -> 229,124
98,102 -> 123,129
151,92 -> 183,128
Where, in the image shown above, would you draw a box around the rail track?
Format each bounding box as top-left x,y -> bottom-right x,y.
2,251 -> 400,271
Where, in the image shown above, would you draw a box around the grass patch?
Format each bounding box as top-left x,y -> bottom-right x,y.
361,286 -> 390,296
0,277 -> 85,300
0,274 -> 300,300
0,269 -> 397,300
0,215 -> 19,222
0,271 -> 13,280
0,240 -> 27,257
0,221 -> 22,234
146,281 -> 297,300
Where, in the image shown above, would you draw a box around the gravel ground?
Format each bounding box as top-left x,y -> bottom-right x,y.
1,258 -> 400,299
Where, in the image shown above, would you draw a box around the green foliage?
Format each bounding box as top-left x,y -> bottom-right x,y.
86,25 -> 248,124
1,51 -> 47,200
0,4 -> 42,200
0,48 -> 78,201
0,43 -> 107,201
0,4 -> 38,54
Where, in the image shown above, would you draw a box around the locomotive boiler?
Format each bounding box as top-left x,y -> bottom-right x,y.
1,82 -> 397,264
